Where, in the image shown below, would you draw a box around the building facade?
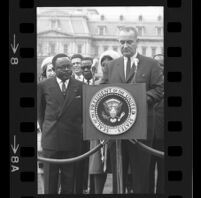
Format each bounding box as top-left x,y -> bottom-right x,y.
37,8 -> 163,78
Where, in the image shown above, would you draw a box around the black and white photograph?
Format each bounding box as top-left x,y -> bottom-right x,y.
37,6 -> 164,194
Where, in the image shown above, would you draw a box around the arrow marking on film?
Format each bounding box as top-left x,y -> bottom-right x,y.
10,34 -> 19,54
11,135 -> 19,154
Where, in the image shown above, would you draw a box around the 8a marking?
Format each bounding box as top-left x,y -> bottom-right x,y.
10,135 -> 20,173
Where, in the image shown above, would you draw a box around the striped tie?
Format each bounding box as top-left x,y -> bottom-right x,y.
61,81 -> 66,96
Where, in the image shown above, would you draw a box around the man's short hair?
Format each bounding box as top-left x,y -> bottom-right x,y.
82,56 -> 93,62
52,53 -> 70,68
71,54 -> 83,61
119,26 -> 138,38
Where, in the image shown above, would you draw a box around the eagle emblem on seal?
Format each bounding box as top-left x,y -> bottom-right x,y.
102,98 -> 125,123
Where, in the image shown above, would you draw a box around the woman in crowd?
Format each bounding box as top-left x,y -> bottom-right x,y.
39,56 -> 55,81
89,50 -> 120,194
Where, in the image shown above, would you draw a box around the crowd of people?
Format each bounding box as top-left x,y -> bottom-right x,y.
37,26 -> 164,194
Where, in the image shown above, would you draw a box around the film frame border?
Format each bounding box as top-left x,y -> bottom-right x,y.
9,0 -> 192,197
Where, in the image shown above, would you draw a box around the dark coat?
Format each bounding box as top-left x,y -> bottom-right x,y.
101,53 -> 164,141
153,98 -> 164,140
37,77 -> 83,152
100,53 -> 164,193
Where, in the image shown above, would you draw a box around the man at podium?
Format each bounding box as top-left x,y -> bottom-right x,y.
101,26 -> 164,193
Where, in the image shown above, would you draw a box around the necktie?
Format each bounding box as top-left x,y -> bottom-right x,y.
61,81 -> 66,96
126,57 -> 131,80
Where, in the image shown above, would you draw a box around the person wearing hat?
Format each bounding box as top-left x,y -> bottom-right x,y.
89,50 -> 121,194
39,56 -> 55,81
37,53 -> 83,194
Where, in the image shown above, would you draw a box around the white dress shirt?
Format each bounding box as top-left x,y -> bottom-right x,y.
56,77 -> 69,91
83,78 -> 94,85
124,51 -> 138,80
74,73 -> 94,85
74,74 -> 85,82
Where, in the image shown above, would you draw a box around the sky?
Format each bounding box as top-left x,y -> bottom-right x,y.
38,6 -> 163,19
89,6 -> 163,17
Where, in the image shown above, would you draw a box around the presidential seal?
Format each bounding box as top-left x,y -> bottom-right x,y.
89,87 -> 137,135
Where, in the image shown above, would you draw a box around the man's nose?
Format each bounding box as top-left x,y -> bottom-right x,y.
123,42 -> 128,48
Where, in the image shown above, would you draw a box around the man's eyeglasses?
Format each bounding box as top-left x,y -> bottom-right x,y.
119,40 -> 135,45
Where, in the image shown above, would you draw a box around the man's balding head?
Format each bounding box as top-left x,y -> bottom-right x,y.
118,27 -> 139,57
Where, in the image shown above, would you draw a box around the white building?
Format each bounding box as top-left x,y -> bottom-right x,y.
37,7 -> 163,78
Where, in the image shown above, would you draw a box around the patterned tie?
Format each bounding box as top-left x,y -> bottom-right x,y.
126,57 -> 131,80
61,81 -> 66,96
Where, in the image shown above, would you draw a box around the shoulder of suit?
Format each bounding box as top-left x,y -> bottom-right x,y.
107,57 -> 123,67
70,77 -> 84,86
37,77 -> 55,87
139,54 -> 159,65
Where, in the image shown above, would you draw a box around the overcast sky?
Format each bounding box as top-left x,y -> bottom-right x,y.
89,6 -> 163,17
38,6 -> 163,19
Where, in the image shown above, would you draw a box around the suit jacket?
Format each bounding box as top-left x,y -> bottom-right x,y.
153,98 -> 164,140
37,77 -> 83,151
101,53 -> 164,141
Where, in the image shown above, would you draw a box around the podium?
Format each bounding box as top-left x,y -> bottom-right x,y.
83,83 -> 147,193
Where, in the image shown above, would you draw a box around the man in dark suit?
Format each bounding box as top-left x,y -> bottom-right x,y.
101,26 -> 164,193
37,53 -> 83,194
149,54 -> 164,193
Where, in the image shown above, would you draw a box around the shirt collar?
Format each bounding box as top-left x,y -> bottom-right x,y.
56,77 -> 69,85
124,51 -> 138,62
74,74 -> 84,81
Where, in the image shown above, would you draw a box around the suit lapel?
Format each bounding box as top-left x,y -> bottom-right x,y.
116,57 -> 125,82
126,53 -> 142,83
52,77 -> 65,105
58,78 -> 78,118
126,63 -> 135,83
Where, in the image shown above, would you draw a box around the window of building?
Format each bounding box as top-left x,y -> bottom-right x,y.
51,19 -> 56,29
137,26 -> 143,36
103,46 -> 108,51
138,15 -> 143,22
38,43 -> 42,55
151,47 -> 157,57
63,44 -> 68,54
77,44 -> 82,54
94,46 -> 99,56
156,27 -> 163,36
57,20 -> 61,29
120,15 -> 124,21
51,19 -> 60,30
142,46 -> 147,56
49,43 -> 55,55
101,15 -> 105,20
113,46 -> 118,52
158,15 -> 162,21
98,26 -> 106,36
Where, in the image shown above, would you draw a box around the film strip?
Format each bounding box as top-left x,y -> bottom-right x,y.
9,0 -> 192,197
